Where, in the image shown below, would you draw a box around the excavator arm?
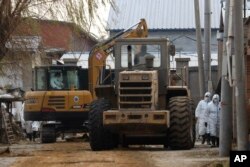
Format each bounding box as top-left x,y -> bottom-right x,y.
88,19 -> 148,99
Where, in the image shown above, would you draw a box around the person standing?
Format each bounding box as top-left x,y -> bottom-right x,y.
25,121 -> 33,141
207,94 -> 221,147
195,92 -> 211,144
32,121 -> 40,142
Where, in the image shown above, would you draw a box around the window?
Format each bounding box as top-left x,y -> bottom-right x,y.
50,70 -> 64,90
49,69 -> 79,90
121,44 -> 161,68
36,69 -> 47,90
66,70 -> 79,89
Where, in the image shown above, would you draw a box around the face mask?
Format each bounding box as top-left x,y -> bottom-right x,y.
204,97 -> 209,102
213,99 -> 219,104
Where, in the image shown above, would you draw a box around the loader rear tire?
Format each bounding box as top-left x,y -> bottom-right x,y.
168,96 -> 195,150
89,98 -> 117,151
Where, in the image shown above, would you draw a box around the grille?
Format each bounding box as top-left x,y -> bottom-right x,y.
119,81 -> 153,110
48,96 -> 65,109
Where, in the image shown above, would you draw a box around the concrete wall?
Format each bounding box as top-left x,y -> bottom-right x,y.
189,66 -> 219,106
0,51 -> 43,91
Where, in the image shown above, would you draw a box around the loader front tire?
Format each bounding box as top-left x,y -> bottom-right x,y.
168,96 -> 195,150
89,98 -> 116,151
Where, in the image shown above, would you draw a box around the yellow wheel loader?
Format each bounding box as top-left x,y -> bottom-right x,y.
87,19 -> 195,150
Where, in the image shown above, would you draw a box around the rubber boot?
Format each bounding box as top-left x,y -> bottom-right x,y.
216,137 -> 219,147
201,135 -> 206,144
210,136 -> 216,147
206,133 -> 211,145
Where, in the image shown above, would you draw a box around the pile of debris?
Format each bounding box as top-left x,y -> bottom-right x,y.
0,87 -> 25,144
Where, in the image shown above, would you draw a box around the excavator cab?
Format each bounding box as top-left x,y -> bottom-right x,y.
34,65 -> 88,91
24,65 -> 92,143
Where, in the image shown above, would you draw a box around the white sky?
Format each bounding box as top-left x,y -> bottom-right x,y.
29,0 -> 111,39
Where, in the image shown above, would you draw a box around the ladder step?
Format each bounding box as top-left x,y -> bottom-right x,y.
2,110 -> 16,145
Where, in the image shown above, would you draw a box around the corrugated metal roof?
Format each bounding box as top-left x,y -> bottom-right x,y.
107,0 -> 221,30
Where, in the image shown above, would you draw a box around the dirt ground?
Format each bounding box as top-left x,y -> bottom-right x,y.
0,139 -> 229,167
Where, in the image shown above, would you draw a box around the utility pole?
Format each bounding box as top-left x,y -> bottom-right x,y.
194,0 -> 205,98
219,0 -> 233,157
234,0 -> 248,150
217,9 -> 224,81
204,0 -> 212,92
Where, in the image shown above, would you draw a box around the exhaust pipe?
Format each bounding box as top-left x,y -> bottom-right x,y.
127,45 -> 132,70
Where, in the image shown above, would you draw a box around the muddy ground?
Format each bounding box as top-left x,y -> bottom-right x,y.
0,138 -> 229,167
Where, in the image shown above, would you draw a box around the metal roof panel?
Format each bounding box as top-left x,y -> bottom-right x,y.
107,0 -> 221,30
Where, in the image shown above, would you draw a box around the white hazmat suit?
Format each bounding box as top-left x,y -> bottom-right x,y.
195,92 -> 211,136
207,94 -> 220,147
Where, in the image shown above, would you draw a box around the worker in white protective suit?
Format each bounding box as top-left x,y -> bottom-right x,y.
207,94 -> 221,147
25,121 -> 33,141
32,121 -> 41,142
195,92 -> 211,144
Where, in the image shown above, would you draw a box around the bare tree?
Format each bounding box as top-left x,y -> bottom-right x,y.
0,0 -> 115,61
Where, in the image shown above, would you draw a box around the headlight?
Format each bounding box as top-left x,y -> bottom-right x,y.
122,75 -> 129,80
142,74 -> 149,80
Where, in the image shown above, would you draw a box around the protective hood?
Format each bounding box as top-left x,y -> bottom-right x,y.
212,94 -> 220,103
204,92 -> 211,102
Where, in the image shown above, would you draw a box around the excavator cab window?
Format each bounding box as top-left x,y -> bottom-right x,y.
34,66 -> 82,91
121,44 -> 161,68
50,70 -> 64,90
49,69 -> 80,90
36,68 -> 47,90
66,70 -> 80,89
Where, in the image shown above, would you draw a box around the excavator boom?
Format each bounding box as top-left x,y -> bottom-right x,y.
88,19 -> 148,99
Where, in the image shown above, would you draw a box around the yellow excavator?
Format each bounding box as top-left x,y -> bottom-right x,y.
24,65 -> 92,143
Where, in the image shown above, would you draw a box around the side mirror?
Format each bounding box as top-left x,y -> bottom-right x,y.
169,44 -> 175,56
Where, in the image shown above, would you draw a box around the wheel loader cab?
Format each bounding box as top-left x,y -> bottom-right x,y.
114,38 -> 170,99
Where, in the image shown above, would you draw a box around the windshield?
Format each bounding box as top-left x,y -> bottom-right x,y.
35,68 -> 80,90
121,44 -> 161,68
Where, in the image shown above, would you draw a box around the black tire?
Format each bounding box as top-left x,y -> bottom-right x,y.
89,98 -> 116,151
168,96 -> 195,150
41,124 -> 56,143
190,99 -> 196,147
